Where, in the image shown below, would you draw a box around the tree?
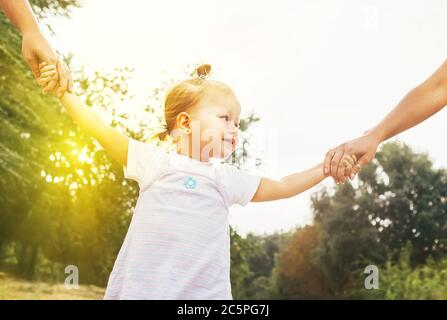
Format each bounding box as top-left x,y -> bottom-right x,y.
311,142 -> 447,297
0,7 -> 70,271
276,225 -> 332,299
366,142 -> 447,264
231,231 -> 293,299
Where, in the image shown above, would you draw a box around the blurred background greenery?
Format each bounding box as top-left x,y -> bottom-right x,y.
1,0 -> 446,300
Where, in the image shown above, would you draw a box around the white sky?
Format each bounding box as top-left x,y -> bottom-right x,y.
46,0 -> 447,236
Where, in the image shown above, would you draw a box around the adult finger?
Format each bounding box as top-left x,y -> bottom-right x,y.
56,60 -> 68,96
357,153 -> 370,167
354,163 -> 361,174
324,149 -> 335,176
43,79 -> 58,94
336,151 -> 349,183
351,163 -> 361,178
338,159 -> 353,183
345,164 -> 353,180
330,148 -> 344,183
28,56 -> 41,79
342,158 -> 354,179
343,155 -> 356,167
62,61 -> 73,93
351,153 -> 371,178
343,165 -> 353,181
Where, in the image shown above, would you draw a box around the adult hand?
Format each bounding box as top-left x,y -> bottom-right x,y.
21,30 -> 72,95
324,131 -> 382,184
0,0 -> 72,94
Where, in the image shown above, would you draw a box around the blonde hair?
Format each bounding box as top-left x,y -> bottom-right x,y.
153,64 -> 234,142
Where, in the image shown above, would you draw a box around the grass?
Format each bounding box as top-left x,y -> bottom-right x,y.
0,271 -> 105,300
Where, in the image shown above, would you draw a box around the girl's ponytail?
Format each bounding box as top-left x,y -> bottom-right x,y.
151,123 -> 170,142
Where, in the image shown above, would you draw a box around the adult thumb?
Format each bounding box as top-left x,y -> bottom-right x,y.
351,154 -> 371,177
28,56 -> 41,79
357,154 -> 371,167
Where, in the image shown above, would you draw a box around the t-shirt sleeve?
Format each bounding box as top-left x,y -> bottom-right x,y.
123,138 -> 168,191
218,163 -> 261,207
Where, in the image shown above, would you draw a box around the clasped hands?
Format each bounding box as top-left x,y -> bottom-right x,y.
324,152 -> 361,184
323,132 -> 381,184
37,62 -> 69,97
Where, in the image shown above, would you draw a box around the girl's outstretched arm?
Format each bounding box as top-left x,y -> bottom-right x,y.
251,163 -> 326,202
59,93 -> 129,167
39,63 -> 129,166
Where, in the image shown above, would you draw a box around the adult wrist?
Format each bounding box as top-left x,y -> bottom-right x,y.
366,128 -> 385,145
21,26 -> 42,38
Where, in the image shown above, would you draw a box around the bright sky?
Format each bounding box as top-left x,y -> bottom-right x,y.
46,0 -> 447,236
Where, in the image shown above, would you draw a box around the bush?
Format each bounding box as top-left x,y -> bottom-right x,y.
353,244 -> 447,299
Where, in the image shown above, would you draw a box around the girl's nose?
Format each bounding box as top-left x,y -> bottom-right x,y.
227,122 -> 238,131
225,126 -> 238,136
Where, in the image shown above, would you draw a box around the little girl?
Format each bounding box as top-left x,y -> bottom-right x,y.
38,63 -> 356,300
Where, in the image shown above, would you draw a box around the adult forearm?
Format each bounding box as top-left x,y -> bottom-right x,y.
369,61 -> 447,143
0,0 -> 40,34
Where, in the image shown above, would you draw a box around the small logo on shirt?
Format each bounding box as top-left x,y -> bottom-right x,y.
184,176 -> 197,189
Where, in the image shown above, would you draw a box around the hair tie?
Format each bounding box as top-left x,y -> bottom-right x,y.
196,64 -> 212,79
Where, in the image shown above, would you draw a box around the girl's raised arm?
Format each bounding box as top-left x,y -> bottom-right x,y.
39,63 -> 129,166
59,93 -> 129,167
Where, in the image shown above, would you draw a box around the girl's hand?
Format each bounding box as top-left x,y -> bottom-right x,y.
38,62 -> 63,96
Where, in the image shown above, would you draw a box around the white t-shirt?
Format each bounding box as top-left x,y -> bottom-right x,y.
104,138 -> 261,300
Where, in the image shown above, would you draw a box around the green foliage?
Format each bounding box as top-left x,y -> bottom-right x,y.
311,142 -> 447,298
29,0 -> 81,18
0,11 -> 140,282
229,227 -> 255,299
230,230 -> 293,299
0,12 -> 62,263
371,143 -> 447,264
354,243 -> 447,299
311,183 -> 385,296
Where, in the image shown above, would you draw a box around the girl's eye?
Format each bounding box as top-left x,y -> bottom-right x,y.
220,115 -> 229,121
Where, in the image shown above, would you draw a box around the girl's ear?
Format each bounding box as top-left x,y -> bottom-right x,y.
176,112 -> 191,134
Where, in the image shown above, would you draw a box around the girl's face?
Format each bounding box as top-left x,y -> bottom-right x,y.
182,92 -> 241,160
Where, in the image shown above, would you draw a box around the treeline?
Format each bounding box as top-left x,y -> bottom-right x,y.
232,142 -> 447,299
